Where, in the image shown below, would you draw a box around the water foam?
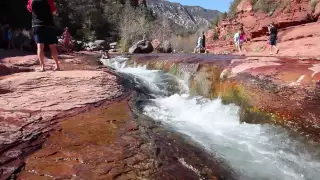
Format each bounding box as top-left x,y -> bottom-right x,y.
144,94 -> 320,180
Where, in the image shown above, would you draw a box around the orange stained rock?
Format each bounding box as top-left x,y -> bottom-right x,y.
18,100 -> 139,180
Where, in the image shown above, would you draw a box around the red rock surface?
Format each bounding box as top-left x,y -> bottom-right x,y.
0,68 -> 127,179
0,51 -> 235,179
207,0 -> 320,57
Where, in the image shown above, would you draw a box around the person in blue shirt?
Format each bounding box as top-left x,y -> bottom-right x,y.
7,26 -> 12,49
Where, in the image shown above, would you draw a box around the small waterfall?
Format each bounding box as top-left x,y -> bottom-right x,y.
102,56 -> 320,180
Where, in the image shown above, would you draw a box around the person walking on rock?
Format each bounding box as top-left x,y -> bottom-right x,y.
268,23 -> 279,55
27,0 -> 60,71
234,28 -> 246,55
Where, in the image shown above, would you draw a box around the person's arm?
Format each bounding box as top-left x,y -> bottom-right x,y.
48,0 -> 57,15
27,0 -> 32,12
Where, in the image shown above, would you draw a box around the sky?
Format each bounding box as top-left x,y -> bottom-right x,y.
168,0 -> 233,12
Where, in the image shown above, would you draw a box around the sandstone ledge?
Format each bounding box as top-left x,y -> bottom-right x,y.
0,70 -> 130,179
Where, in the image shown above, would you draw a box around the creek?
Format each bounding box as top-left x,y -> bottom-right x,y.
101,56 -> 320,180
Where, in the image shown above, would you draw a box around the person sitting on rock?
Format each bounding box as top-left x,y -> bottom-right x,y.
101,50 -> 110,59
27,0 -> 60,72
268,23 -> 279,55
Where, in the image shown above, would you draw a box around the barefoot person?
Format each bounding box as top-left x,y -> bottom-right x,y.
268,23 -> 279,55
27,0 -> 60,71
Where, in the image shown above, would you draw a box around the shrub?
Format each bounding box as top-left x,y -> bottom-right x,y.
310,0 -> 319,12
119,2 -> 154,52
211,12 -> 228,28
252,0 -> 280,13
228,0 -> 242,17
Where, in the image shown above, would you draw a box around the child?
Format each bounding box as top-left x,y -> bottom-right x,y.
62,27 -> 71,53
101,50 -> 110,59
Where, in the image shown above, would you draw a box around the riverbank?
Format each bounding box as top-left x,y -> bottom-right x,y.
0,51 -> 235,179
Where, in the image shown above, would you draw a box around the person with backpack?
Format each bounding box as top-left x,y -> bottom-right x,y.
27,0 -> 60,71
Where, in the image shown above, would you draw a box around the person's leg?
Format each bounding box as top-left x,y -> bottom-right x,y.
37,43 -> 45,71
237,41 -> 241,53
8,39 -> 11,49
49,44 -> 60,70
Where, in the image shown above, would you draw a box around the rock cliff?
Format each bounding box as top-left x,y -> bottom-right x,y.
207,0 -> 320,57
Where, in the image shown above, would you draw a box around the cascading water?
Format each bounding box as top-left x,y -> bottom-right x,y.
103,56 -> 320,180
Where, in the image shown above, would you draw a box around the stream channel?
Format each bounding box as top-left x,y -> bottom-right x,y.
101,56 -> 320,180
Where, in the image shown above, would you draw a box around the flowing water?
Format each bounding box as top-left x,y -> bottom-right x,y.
102,57 -> 320,180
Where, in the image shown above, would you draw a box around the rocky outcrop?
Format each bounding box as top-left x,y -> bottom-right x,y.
207,0 -> 320,56
152,39 -> 173,53
146,0 -> 221,30
129,40 -> 153,54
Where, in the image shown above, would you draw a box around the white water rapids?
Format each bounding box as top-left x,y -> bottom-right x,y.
102,57 -> 320,180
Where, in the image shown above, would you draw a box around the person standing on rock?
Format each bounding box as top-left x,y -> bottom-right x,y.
234,28 -> 246,55
194,36 -> 203,53
27,0 -> 60,71
62,27 -> 71,53
268,23 -> 279,55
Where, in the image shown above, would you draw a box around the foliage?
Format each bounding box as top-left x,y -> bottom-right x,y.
211,12 -> 227,28
310,0 -> 319,11
228,0 -> 242,17
252,0 -> 280,13
54,0 -> 155,43
119,1 -> 154,52
212,30 -> 220,40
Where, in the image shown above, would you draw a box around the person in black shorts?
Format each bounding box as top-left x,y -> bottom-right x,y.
27,0 -> 60,71
268,23 -> 279,55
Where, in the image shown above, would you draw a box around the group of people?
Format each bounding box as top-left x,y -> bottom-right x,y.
194,31 -> 208,53
233,23 -> 279,55
6,0 -> 280,72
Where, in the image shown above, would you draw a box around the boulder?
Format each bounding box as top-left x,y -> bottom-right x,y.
129,40 -> 153,54
151,39 -> 161,51
109,42 -> 118,49
159,40 -> 173,53
94,40 -> 110,50
0,64 -> 11,76
74,41 -> 85,51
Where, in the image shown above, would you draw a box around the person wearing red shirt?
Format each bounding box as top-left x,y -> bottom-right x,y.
62,27 -> 71,53
27,0 -> 60,71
